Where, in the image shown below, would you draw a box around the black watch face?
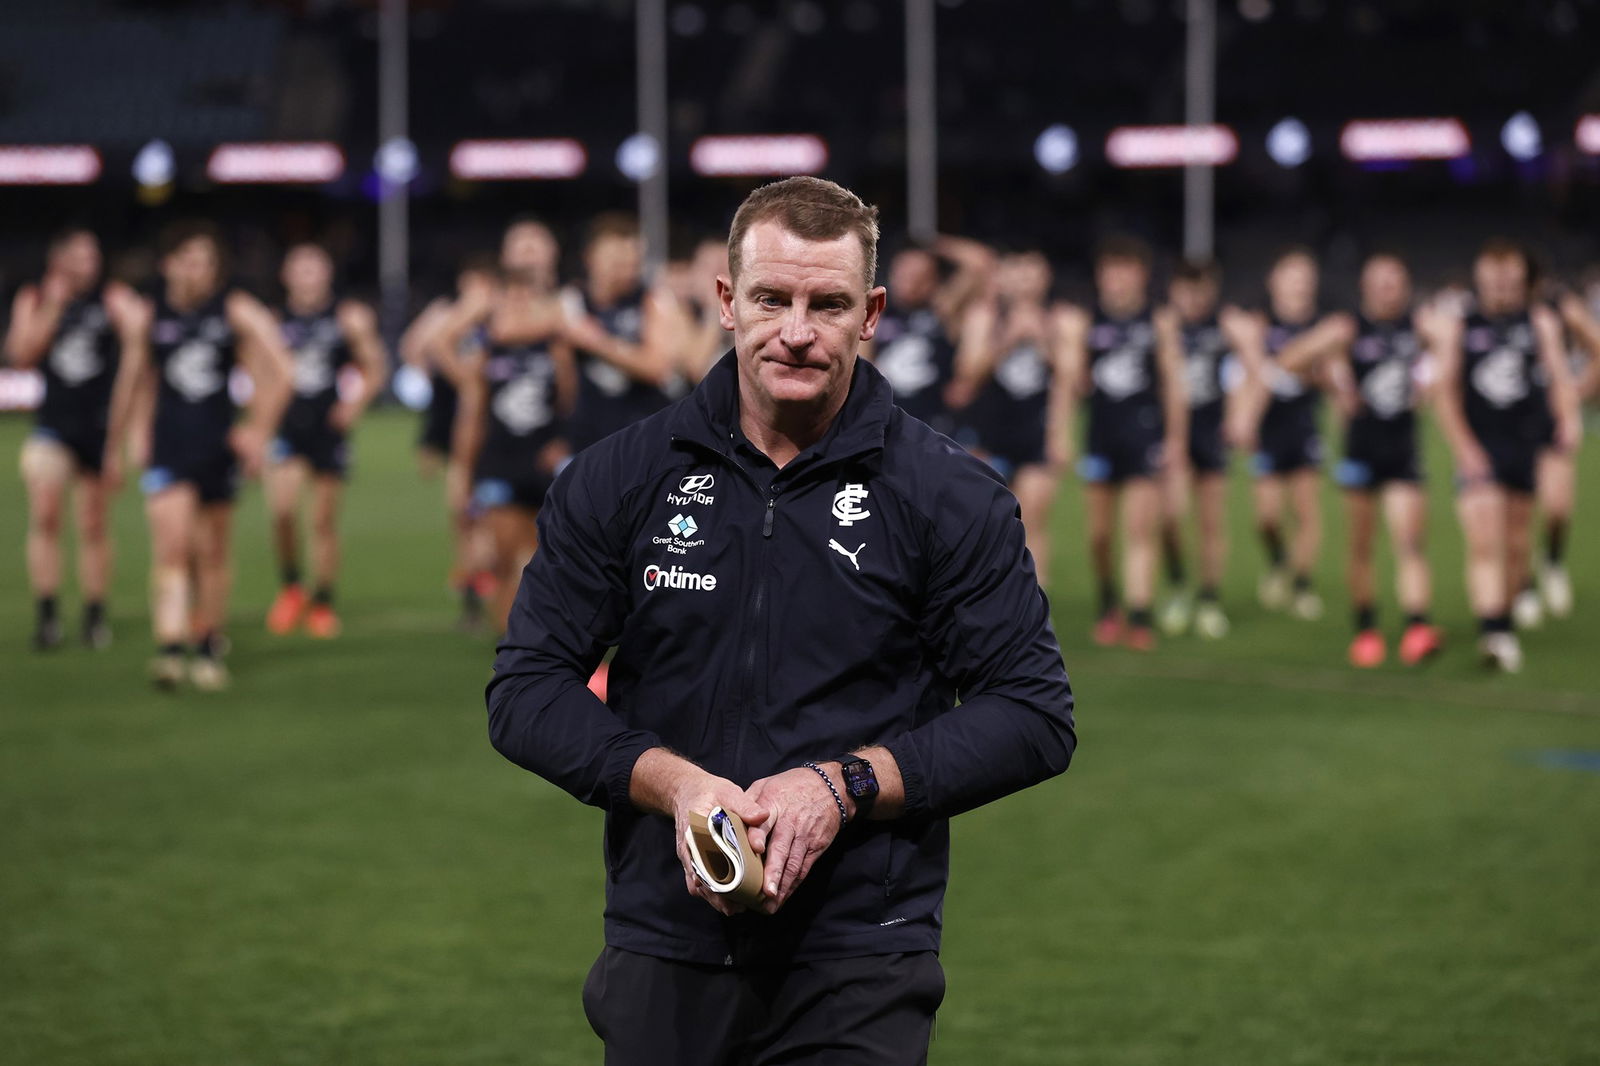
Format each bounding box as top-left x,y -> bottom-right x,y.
842,760 -> 878,798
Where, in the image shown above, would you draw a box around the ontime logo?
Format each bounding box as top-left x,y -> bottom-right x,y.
642,564 -> 719,592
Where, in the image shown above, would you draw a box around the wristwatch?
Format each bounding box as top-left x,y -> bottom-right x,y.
835,754 -> 879,818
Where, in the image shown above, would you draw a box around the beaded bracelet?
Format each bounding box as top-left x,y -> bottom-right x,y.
803,761 -> 849,829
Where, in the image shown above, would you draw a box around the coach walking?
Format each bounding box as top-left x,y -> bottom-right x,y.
487,177 -> 1076,1064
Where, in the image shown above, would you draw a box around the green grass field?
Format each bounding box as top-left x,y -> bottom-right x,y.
2,409 -> 1597,1065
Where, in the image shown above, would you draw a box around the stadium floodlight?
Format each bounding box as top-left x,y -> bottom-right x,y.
208,142 -> 345,183
374,136 -> 419,185
1034,124 -> 1079,175
1576,114 -> 1600,154
689,134 -> 828,177
1266,118 -> 1311,168
132,140 -> 175,187
1500,112 -> 1542,161
449,139 -> 588,180
0,144 -> 101,185
1104,125 -> 1238,169
616,132 -> 662,183
1339,118 -> 1469,162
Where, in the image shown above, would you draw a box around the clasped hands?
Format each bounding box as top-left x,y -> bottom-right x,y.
671,764 -> 849,917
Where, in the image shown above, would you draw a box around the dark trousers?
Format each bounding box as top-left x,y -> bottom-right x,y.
582,946 -> 945,1065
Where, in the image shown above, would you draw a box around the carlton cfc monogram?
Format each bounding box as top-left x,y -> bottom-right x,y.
832,483 -> 871,526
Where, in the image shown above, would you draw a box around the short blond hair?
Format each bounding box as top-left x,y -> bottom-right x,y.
727,176 -> 880,290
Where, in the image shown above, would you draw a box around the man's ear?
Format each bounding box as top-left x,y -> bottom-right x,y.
859,286 -> 888,342
716,274 -> 736,332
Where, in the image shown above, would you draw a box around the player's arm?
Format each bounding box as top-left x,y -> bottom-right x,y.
1055,303 -> 1090,461
1533,303 -> 1583,453
332,299 -> 390,432
683,298 -> 727,384
561,286 -> 677,388
931,234 -> 998,325
1154,305 -> 1189,470
1277,312 -> 1355,377
1219,307 -> 1267,449
551,338 -> 579,419
1425,307 -> 1489,480
1557,292 -> 1600,402
100,287 -> 154,486
4,281 -> 69,367
1044,306 -> 1077,469
226,291 -> 294,475
945,297 -> 996,411
398,298 -> 450,372
431,286 -> 494,389
449,346 -> 488,477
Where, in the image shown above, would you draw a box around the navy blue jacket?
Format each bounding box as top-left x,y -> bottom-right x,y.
487,352 -> 1075,965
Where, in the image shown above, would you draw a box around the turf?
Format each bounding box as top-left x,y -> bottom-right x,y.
2,410 -> 1596,1065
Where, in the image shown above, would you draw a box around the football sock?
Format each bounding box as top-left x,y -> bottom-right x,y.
1097,581 -> 1118,618
1260,525 -> 1286,568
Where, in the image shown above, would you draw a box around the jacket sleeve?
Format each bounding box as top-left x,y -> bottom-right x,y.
884,465 -> 1076,820
485,455 -> 661,810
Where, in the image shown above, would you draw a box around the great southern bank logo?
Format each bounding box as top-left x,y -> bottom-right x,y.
642,564 -> 718,591
668,473 -> 716,507
668,513 -> 698,537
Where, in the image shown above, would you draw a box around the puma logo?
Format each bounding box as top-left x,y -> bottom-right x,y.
828,539 -> 865,571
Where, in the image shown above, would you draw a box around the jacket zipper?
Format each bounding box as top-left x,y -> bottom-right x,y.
734,483 -> 780,781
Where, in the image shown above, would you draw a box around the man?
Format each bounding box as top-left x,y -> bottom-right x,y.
1277,253 -> 1443,667
487,177 -> 1075,1064
957,249 -> 1072,586
105,221 -> 293,690
1060,236 -> 1188,650
561,212 -> 681,452
1432,239 -> 1581,672
864,235 -> 994,437
1158,257 -> 1246,640
1232,247 -> 1327,621
445,219 -> 575,634
6,227 -> 143,650
263,242 -> 389,639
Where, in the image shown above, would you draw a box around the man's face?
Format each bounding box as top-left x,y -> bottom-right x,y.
502,222 -> 557,282
1474,253 -> 1528,313
1169,275 -> 1219,322
1268,253 -> 1318,319
162,237 -> 220,296
282,245 -> 333,301
1360,257 -> 1411,320
888,250 -> 937,307
718,220 -> 885,412
50,233 -> 101,290
586,232 -> 643,292
1095,256 -> 1149,310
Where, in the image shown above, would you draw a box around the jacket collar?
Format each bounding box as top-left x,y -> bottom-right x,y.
670,350 -> 894,468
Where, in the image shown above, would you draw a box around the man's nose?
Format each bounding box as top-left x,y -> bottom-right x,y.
780,305 -> 817,350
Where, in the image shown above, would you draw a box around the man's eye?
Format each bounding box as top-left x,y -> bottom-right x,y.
756,295 -> 782,308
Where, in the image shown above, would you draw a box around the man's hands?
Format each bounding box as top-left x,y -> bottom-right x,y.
666,770 -> 770,917
744,765 -> 848,915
